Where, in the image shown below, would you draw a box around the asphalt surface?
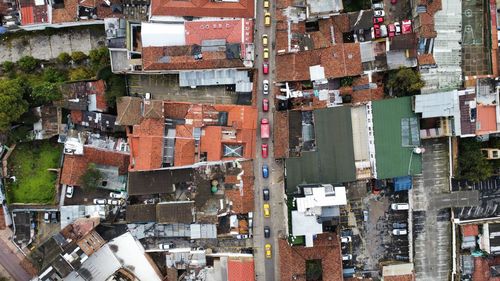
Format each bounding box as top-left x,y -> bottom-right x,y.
0,238 -> 31,281
252,1 -> 287,280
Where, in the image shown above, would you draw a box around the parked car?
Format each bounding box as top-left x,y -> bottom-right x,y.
372,24 -> 387,38
393,222 -> 407,228
373,17 -> 384,24
263,48 -> 269,60
363,210 -> 369,221
392,229 -> 408,235
342,254 -> 352,261
263,0 -> 269,8
374,10 -> 385,17
388,23 -> 396,38
144,198 -> 158,204
65,185 -> 74,198
263,63 -> 269,74
93,198 -> 107,205
159,243 -> 175,250
263,79 -> 269,94
107,199 -> 121,205
261,144 -> 268,158
391,0 -> 397,4
263,203 -> 270,217
264,12 -> 271,26
264,226 -> 271,238
402,19 -> 412,34
262,34 -> 268,47
50,212 -> 58,223
394,22 -> 401,35
262,98 -> 269,112
265,243 -> 272,258
341,229 -> 353,237
341,236 -> 352,243
263,188 -> 270,201
373,2 -> 384,10
44,212 -> 50,223
391,203 -> 409,210
262,164 -> 269,178
109,192 -> 126,199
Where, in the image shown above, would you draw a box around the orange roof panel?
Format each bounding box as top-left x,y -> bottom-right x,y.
477,105 -> 498,135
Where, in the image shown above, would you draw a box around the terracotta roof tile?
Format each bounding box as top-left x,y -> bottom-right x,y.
92,80 -> 108,112
417,54 -> 436,66
200,126 -> 222,161
150,0 -> 254,18
461,224 -> 479,237
71,110 -> 83,124
225,160 -> 254,214
273,111 -> 289,158
185,19 -> 253,45
384,275 -> 415,281
129,118 -> 165,171
477,105 -> 498,135
472,256 -> 500,281
60,146 -> 129,186
20,2 -> 48,25
116,96 -> 143,126
227,258 -> 255,281
174,125 -> 196,166
460,94 -> 477,135
164,102 -> 190,119
143,100 -> 164,119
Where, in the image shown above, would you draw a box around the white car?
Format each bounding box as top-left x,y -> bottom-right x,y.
391,203 -> 409,210
159,243 -> 175,250
373,2 -> 384,10
109,192 -> 126,199
341,236 -> 352,243
342,254 -> 352,261
263,79 -> 269,95
65,186 -> 74,198
374,10 -> 385,17
93,198 -> 107,205
392,229 -> 408,235
107,199 -> 121,205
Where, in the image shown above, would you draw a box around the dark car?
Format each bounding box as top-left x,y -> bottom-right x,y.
264,226 -> 271,238
263,188 -> 270,201
393,222 -> 407,228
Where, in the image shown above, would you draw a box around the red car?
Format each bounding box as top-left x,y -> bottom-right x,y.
263,63 -> 269,74
388,23 -> 396,38
261,144 -> 268,158
373,17 -> 384,24
402,20 -> 412,34
262,98 -> 269,112
391,0 -> 397,4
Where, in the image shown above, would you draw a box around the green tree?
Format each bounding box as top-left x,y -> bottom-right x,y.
386,67 -> 425,97
458,138 -> 493,182
89,47 -> 110,69
42,67 -> 68,83
31,82 -> 62,105
17,56 -> 39,73
80,163 -> 103,190
57,52 -> 71,64
105,74 -> 126,107
0,79 -> 29,131
1,61 -> 15,73
71,51 -> 88,64
69,67 -> 93,81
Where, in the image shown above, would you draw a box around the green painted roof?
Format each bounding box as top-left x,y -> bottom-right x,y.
372,97 -> 422,179
285,107 -> 356,194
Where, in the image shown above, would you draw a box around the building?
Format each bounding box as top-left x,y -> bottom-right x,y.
33,105 -> 61,140
382,263 -> 415,281
204,254 -> 255,281
55,80 -> 108,112
149,0 -> 254,20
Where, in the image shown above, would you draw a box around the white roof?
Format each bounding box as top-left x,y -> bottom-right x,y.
141,22 -> 186,47
60,205 -> 105,229
309,65 -> 325,81
291,211 -> 323,247
382,263 -> 414,276
296,185 -> 347,213
414,90 -> 464,135
64,244 -> 122,281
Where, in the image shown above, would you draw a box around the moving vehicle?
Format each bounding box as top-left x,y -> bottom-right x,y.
263,63 -> 269,74
263,188 -> 270,201
261,118 -> 270,139
373,17 -> 384,24
264,226 -> 271,238
263,79 -> 269,94
265,243 -> 272,258
363,210 -> 369,221
341,236 -> 352,243
264,12 -> 271,26
109,192 -> 126,199
66,185 -> 74,198
391,203 -> 409,210
262,98 -> 269,112
261,143 -> 268,158
393,222 -> 407,228
262,34 -> 268,47
263,48 -> 269,60
392,229 -> 408,235
262,164 -> 269,178
93,198 -> 107,205
263,0 -> 269,8
374,10 -> 385,17
159,243 -> 175,250
263,203 -> 270,217
402,20 -> 412,34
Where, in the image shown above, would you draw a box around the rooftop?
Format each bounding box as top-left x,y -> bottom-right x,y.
184,19 -> 253,45
150,0 -> 254,18
157,201 -> 195,224
129,118 -> 165,171
224,160 -> 254,214
116,97 -> 163,126
127,168 -> 194,195
227,258 -> 255,281
19,0 -> 48,25
57,80 -> 107,111
462,224 -> 479,237
51,0 -> 121,25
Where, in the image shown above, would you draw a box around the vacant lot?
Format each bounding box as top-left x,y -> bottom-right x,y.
6,140 -> 62,204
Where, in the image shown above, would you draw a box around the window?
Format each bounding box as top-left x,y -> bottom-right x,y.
222,144 -> 243,157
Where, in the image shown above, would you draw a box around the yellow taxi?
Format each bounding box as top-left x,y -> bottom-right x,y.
263,0 -> 269,8
263,48 -> 269,59
264,12 -> 271,27
265,243 -> 272,258
262,34 -> 268,47
263,203 -> 270,217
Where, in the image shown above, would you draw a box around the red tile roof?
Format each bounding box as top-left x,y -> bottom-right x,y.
164,102 -> 191,119
60,146 -> 130,186
477,105 -> 498,135
462,224 -> 479,237
384,275 -> 415,281
225,160 -> 254,213
129,118 -> 165,171
150,0 -> 254,18
20,3 -> 48,25
71,110 -> 84,124
416,0 -> 442,38
279,233 -> 343,281
417,54 -> 436,66
227,258 -> 255,281
174,125 -> 196,166
276,44 -> 363,82
473,256 -> 500,281
52,0 -> 121,23
116,96 -> 143,126
273,111 -> 289,159
185,19 -> 253,45
142,46 -> 245,71
93,80 -> 108,112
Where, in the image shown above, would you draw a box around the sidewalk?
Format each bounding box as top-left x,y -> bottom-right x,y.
0,228 -> 36,281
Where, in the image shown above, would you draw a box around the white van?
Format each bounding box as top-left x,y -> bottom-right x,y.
392,229 -> 407,235
391,203 -> 409,210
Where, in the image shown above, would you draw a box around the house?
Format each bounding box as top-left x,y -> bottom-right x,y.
33,105 -> 61,140
204,254 -> 255,281
127,201 -> 194,224
115,97 -> 163,126
149,0 -> 254,20
382,263 -> 416,281
128,118 -> 164,171
56,80 -> 108,112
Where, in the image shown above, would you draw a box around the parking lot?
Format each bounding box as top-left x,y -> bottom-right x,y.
63,185 -> 111,206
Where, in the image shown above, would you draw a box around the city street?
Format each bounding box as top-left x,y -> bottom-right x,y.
0,230 -> 32,281
252,1 -> 287,280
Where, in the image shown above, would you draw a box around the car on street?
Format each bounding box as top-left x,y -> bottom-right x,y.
263,203 -> 270,217
261,144 -> 268,158
363,210 -> 369,221
393,222 -> 407,228
263,0 -> 269,8
342,254 -> 352,261
262,164 -> 269,178
44,212 -> 50,223
373,17 -> 383,24
391,0 -> 397,4
264,226 -> 271,238
264,12 -> 271,26
107,199 -> 121,205
402,20 -> 412,34
262,98 -> 269,112
374,10 -> 385,17
159,243 -> 175,250
265,243 -> 272,258
109,192 -> 126,199
66,185 -> 74,198
263,79 -> 269,94
372,24 -> 387,39
263,63 -> 269,74
394,22 -> 401,35
50,212 -> 58,223
93,198 -> 107,205
263,48 -> 269,60
341,236 -> 352,243
262,34 -> 268,47
388,23 -> 396,38
392,229 -> 408,235
373,2 -> 384,9
391,203 -> 409,210
263,188 -> 270,201
261,118 -> 270,139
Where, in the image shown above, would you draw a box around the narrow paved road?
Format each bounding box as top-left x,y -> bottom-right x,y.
253,1 -> 286,280
0,238 -> 32,281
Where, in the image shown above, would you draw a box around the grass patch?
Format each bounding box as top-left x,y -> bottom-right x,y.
6,140 -> 62,204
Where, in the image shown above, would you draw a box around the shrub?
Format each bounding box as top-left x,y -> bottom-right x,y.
42,67 -> 68,83
17,56 -> 39,73
69,67 -> 93,81
57,52 -> 71,64
71,51 -> 88,64
1,61 -> 15,73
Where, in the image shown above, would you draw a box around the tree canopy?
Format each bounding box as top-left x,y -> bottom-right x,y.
458,138 -> 493,182
386,67 -> 425,97
80,163 -> 103,191
0,79 -> 29,131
